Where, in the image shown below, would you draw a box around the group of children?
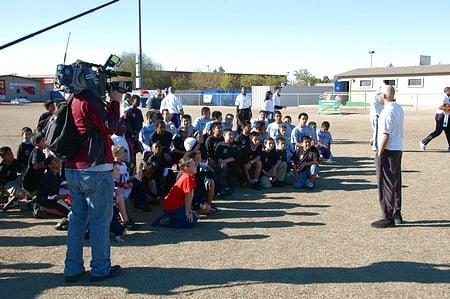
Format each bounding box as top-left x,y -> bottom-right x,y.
0,99 -> 335,234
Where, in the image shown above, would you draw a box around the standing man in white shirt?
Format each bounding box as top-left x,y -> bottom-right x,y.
235,87 -> 252,132
160,86 -> 184,128
419,87 -> 450,151
273,86 -> 286,113
370,88 -> 384,151
371,85 -> 405,229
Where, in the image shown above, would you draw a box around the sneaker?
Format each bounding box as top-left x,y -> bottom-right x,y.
419,141 -> 426,151
90,265 -> 122,282
208,206 -> 222,215
64,268 -> 86,283
393,215 -> 404,225
306,180 -> 314,189
123,218 -> 140,230
371,219 -> 395,228
55,218 -> 69,231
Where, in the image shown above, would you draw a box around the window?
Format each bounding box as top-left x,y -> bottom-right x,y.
360,80 -> 372,87
408,78 -> 423,87
383,79 -> 396,86
16,89 -> 20,94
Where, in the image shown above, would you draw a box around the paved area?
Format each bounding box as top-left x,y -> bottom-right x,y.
0,103 -> 449,298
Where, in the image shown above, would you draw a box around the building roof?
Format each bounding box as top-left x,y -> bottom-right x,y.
0,74 -> 39,82
335,64 -> 450,78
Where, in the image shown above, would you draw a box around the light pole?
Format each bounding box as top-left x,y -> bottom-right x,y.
136,0 -> 143,89
368,50 -> 375,68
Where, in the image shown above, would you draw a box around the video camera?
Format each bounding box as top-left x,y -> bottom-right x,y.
55,54 -> 133,99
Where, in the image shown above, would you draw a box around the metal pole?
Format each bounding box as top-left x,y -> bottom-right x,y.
136,0 -> 143,89
0,0 -> 120,51
63,32 -> 71,64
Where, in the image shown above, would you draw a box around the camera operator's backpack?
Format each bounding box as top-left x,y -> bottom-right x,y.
45,95 -> 83,159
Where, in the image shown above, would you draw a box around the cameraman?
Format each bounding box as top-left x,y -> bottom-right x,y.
64,87 -> 124,283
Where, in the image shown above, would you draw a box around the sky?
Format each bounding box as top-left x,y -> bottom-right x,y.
1,0 -> 449,80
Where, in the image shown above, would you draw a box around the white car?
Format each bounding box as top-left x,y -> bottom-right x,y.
10,97 -> 31,105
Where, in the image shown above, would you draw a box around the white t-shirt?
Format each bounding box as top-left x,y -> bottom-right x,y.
273,93 -> 281,111
235,94 -> 252,109
160,93 -> 183,114
262,99 -> 274,114
377,101 -> 404,151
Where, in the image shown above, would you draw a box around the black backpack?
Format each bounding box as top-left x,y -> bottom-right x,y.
45,96 -> 83,160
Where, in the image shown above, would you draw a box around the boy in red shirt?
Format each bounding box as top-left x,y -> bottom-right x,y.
153,156 -> 198,228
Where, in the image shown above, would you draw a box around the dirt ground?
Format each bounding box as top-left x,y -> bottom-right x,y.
0,103 -> 449,298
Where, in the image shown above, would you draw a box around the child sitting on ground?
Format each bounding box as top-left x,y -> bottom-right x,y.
214,128 -> 238,194
139,110 -> 156,152
112,145 -> 139,230
316,121 -> 334,162
35,156 -> 71,230
129,161 -> 159,211
153,156 -> 198,228
241,131 -> 262,188
23,132 -> 47,195
292,135 -> 320,189
16,127 -> 34,173
260,137 -> 287,189
0,146 -> 25,211
178,114 -> 195,136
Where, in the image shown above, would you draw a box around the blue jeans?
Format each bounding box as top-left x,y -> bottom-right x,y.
164,205 -> 198,228
293,165 -> 319,189
64,169 -> 114,277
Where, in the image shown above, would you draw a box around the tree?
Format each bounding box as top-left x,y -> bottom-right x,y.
240,74 -> 267,87
218,66 -> 225,73
293,69 -> 318,86
321,76 -> 331,83
116,51 -> 164,89
264,75 -> 286,86
190,72 -> 222,89
171,74 -> 191,90
220,74 -> 239,90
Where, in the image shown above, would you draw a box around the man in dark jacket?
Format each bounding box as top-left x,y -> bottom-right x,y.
64,89 -> 123,283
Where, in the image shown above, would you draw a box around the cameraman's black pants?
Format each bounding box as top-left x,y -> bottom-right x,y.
421,113 -> 450,147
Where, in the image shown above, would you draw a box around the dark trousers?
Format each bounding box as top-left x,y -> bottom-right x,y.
422,113 -> 450,147
171,113 -> 181,128
375,150 -> 402,219
236,108 -> 252,131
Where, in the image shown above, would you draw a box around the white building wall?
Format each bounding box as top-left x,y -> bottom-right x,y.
251,86 -> 271,111
346,75 -> 450,108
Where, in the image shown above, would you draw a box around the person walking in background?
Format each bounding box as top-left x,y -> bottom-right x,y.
235,87 -> 252,132
370,88 -> 384,151
371,85 -> 405,229
419,87 -> 450,151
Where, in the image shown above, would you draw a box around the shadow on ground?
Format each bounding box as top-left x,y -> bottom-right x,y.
1,261 -> 449,297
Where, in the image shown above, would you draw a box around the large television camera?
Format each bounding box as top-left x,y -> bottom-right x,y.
55,54 -> 132,99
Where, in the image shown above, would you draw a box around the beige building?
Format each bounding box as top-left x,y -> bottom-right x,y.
0,75 -> 54,102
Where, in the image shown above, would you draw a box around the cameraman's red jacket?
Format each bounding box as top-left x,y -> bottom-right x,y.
65,92 -> 120,170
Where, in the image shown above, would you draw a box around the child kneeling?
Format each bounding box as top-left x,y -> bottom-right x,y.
153,156 -> 198,228
292,136 -> 320,189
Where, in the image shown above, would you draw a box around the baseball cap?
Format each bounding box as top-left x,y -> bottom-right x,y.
184,137 -> 198,151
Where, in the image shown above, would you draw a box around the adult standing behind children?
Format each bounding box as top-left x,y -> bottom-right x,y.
64,88 -> 123,282
160,86 -> 184,128
371,85 -> 404,229
235,87 -> 252,131
419,87 -> 450,151
273,86 -> 286,112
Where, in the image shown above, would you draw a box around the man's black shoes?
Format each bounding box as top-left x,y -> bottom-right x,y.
371,219 -> 395,228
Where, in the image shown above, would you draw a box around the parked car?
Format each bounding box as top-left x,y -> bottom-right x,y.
10,97 -> 31,105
